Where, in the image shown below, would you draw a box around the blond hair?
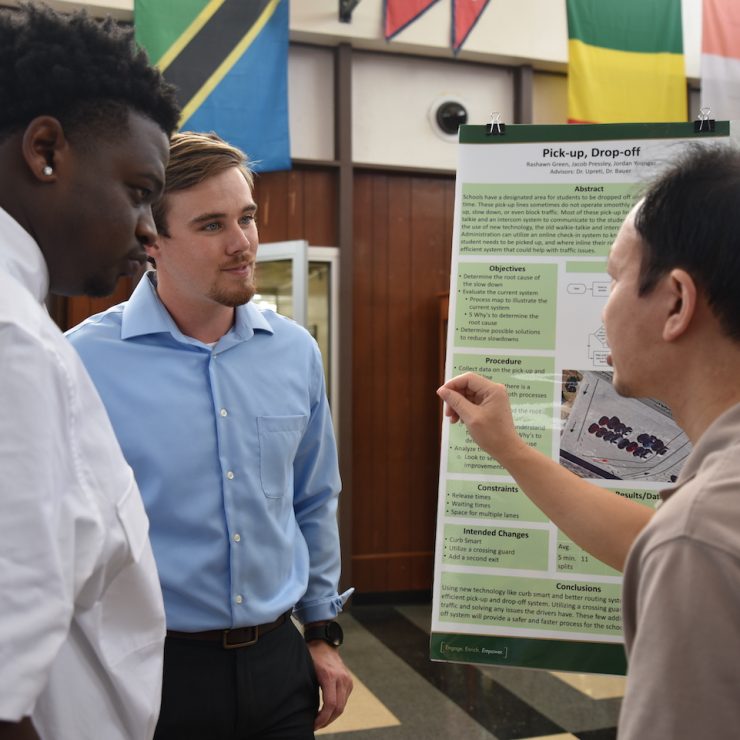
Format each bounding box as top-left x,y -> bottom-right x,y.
154,131 -> 254,235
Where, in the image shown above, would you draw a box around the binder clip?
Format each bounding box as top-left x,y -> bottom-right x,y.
694,106 -> 715,133
487,112 -> 506,136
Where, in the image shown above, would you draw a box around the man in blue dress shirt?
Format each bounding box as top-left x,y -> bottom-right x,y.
68,132 -> 353,740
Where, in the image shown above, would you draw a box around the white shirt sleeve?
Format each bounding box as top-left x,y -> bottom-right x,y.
0,323 -> 90,720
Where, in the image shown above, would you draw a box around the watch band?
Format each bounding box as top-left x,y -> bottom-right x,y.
303,620 -> 343,647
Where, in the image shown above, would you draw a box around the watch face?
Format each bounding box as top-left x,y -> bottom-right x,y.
326,621 -> 343,647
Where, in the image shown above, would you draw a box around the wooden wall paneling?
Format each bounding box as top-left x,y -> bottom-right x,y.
351,171 -> 455,594
255,169 -> 338,247
385,175 -> 414,591
286,170 -> 305,238
254,170 -> 290,242
64,276 -> 134,331
335,42 -> 354,593
302,169 -> 338,246
352,172 -> 396,592
407,176 -> 454,588
351,173 -> 381,592
444,178 -> 455,267
364,173 -> 394,591
63,167 -> 338,331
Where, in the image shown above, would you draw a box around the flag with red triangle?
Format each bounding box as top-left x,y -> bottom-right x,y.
385,0 -> 440,40
452,0 -> 491,52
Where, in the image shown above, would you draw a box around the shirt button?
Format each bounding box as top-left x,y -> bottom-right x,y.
233,533 -> 241,543
220,408 -> 228,417
235,594 -> 243,604
226,471 -> 235,480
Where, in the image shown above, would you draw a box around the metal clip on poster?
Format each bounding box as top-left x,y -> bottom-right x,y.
694,106 -> 716,133
487,112 -> 506,136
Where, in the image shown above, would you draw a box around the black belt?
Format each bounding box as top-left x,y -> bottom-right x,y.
167,611 -> 291,649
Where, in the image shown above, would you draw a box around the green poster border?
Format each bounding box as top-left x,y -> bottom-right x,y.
437,119 -> 729,675
459,121 -> 730,145
430,632 -> 627,675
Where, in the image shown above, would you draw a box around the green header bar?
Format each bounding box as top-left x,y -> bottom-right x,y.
459,122 -> 730,145
431,632 -> 627,674
566,0 -> 683,55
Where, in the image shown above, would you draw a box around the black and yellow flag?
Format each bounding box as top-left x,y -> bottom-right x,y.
135,0 -> 290,171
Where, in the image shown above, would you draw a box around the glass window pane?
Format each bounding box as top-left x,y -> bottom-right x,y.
308,261 -> 331,397
254,259 -> 294,318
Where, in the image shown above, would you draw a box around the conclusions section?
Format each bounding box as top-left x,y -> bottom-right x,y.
439,572 -> 622,638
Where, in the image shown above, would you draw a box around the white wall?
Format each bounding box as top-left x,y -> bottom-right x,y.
288,45 -> 514,169
7,0 -> 703,78
288,45 -> 335,161
291,0 -> 702,80
352,52 -> 513,169
8,0 -> 705,166
290,0 -> 567,71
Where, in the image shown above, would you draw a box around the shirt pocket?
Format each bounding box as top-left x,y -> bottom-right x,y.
257,415 -> 308,498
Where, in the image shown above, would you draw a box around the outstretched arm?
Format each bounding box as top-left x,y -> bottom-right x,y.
438,372 -> 653,571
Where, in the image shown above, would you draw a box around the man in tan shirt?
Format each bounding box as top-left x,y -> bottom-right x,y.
439,144 -> 740,739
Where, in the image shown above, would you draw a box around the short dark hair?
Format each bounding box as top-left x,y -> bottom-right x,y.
635,144 -> 740,341
153,131 -> 254,235
0,3 -> 180,142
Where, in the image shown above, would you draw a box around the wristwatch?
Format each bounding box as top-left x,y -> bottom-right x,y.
304,621 -> 343,647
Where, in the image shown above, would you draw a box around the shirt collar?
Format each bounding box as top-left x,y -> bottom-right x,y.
660,401 -> 740,501
121,271 -> 274,347
0,206 -> 49,303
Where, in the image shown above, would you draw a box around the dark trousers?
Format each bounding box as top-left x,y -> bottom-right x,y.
154,618 -> 319,740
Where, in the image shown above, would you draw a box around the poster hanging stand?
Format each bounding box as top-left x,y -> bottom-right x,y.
694,106 -> 716,133
487,112 -> 506,136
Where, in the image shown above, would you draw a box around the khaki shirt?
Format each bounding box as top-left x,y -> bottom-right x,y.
620,402 -> 740,739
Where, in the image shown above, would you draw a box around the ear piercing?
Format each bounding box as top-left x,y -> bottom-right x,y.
43,165 -> 53,176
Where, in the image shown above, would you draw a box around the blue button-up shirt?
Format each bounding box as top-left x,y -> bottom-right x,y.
67,273 -> 348,630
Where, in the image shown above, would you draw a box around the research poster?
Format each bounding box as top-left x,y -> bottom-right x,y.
432,122 -> 732,674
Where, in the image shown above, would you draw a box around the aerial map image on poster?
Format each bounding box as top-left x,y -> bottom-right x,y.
559,370 -> 691,483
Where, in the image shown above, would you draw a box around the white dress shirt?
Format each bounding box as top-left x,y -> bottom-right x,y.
0,207 -> 165,739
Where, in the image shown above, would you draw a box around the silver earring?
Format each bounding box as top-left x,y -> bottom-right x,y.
43,165 -> 53,176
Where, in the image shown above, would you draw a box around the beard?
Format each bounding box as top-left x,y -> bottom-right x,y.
208,277 -> 256,308
82,271 -> 119,298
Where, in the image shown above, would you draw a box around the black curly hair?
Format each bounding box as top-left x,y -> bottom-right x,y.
0,3 -> 180,142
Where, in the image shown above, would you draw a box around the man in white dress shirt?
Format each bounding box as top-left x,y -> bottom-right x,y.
0,5 -> 179,739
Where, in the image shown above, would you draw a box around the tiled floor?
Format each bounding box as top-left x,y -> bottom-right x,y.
317,602 -> 625,740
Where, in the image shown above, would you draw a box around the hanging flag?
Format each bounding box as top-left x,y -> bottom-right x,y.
701,0 -> 740,120
452,0 -> 491,53
566,0 -> 686,124
385,0 -> 440,40
135,0 -> 290,172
